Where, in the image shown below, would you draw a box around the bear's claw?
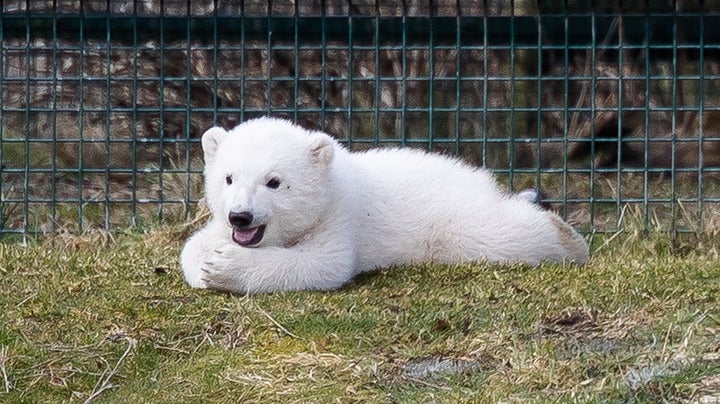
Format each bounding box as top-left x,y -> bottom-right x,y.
199,246 -> 250,294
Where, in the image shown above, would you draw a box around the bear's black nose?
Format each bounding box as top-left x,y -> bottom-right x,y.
229,211 -> 253,228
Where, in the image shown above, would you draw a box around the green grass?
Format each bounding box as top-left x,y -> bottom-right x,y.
0,226 -> 719,403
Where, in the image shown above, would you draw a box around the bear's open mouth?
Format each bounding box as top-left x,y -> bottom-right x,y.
232,225 -> 266,247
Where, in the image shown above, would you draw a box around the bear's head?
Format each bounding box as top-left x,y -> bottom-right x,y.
201,117 -> 336,248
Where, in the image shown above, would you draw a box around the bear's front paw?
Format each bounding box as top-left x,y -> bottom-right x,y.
201,243 -> 249,294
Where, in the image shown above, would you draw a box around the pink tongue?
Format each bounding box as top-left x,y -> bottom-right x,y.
233,227 -> 258,245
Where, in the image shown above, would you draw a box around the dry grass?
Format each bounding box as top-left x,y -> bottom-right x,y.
0,210 -> 719,402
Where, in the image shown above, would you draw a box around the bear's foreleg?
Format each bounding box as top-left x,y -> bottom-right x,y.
200,240 -> 356,294
180,220 -> 229,288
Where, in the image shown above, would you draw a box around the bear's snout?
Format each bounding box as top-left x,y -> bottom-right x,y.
229,211 -> 254,228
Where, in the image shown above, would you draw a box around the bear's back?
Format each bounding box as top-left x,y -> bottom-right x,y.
339,147 -> 511,271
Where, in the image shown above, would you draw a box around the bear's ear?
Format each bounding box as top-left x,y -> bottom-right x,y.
201,127 -> 227,163
309,133 -> 335,168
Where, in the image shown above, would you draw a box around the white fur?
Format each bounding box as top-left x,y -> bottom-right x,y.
181,117 -> 589,294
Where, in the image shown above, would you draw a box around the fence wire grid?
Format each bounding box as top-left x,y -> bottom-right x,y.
1,0 -> 719,239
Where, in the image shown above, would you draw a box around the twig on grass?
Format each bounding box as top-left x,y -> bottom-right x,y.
0,345 -> 10,393
254,302 -> 300,339
15,293 -> 37,308
402,375 -> 452,391
154,344 -> 190,355
660,321 -> 674,363
84,337 -> 136,404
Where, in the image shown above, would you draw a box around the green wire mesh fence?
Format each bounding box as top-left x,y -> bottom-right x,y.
1,1 -> 719,238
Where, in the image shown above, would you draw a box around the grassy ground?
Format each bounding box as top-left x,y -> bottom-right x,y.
1,222 -> 719,403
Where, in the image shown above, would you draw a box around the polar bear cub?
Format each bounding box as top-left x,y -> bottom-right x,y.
181,117 -> 589,294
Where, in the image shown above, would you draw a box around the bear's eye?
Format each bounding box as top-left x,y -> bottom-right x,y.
225,175 -> 232,185
265,177 -> 281,189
